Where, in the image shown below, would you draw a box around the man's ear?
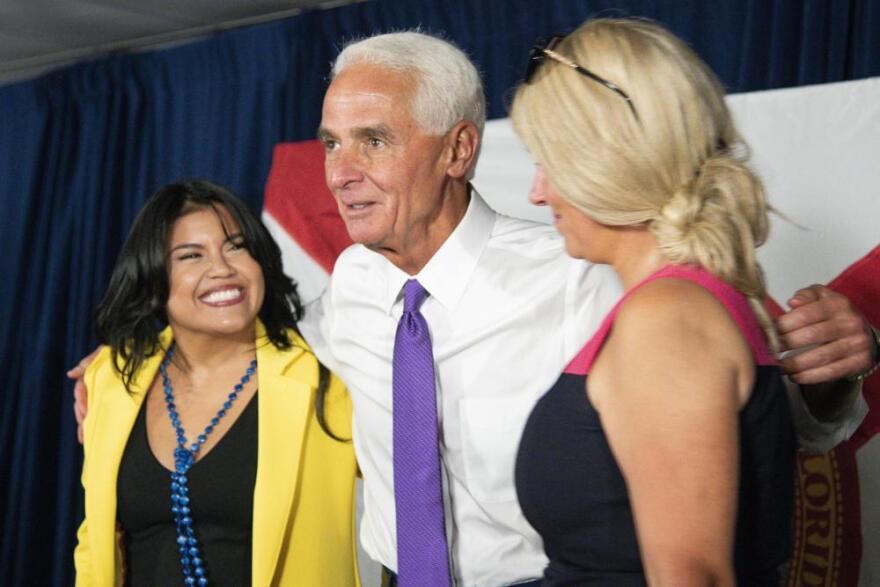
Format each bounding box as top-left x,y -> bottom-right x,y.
444,121 -> 480,179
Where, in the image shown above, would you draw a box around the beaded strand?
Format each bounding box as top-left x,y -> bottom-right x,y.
160,343 -> 257,587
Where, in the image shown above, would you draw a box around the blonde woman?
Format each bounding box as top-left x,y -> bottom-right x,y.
512,19 -> 795,586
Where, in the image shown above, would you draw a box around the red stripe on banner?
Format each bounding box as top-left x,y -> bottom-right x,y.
264,141 -> 352,273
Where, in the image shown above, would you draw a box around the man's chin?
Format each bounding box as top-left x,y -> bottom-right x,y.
343,223 -> 383,249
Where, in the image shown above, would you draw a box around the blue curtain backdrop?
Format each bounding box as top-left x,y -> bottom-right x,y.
0,0 -> 877,583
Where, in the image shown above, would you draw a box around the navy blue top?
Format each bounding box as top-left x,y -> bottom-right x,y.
514,266 -> 796,585
117,395 -> 258,587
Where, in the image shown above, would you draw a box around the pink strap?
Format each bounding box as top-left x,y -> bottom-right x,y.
565,265 -> 777,375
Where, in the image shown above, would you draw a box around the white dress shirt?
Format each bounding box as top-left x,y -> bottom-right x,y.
301,192 -> 621,586
299,190 -> 867,586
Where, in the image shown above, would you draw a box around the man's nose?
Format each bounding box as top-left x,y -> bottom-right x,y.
327,146 -> 364,191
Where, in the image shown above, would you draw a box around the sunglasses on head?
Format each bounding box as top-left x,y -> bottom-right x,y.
525,35 -> 639,121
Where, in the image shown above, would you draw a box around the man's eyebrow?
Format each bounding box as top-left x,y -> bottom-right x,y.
317,125 -> 396,142
354,125 -> 395,141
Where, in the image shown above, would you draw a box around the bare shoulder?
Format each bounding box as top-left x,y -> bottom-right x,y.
593,276 -> 754,408
613,277 -> 740,345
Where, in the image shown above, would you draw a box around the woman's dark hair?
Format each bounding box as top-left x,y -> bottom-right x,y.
95,179 -> 343,440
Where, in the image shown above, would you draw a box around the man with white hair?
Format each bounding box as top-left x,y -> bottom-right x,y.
310,31 -> 614,587
306,31 -> 874,587
73,30 -> 876,587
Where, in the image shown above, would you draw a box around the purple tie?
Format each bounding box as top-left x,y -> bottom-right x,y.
393,279 -> 452,586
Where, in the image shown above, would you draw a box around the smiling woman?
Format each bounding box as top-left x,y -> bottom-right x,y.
93,181 -> 301,391
165,205 -> 266,344
74,180 -> 359,587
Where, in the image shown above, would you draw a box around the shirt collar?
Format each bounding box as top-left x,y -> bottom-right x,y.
380,187 -> 495,314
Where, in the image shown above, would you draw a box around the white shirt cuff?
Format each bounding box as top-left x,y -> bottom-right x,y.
788,378 -> 869,453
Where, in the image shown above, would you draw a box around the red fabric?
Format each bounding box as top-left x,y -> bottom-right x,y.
788,448 -> 862,587
263,141 -> 352,273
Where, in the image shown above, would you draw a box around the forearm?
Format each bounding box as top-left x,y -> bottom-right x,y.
799,379 -> 862,422
800,323 -> 877,420
787,377 -> 868,453
643,556 -> 735,587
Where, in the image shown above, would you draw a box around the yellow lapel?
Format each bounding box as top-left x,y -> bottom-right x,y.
251,324 -> 315,587
84,324 -> 314,586
85,329 -> 172,585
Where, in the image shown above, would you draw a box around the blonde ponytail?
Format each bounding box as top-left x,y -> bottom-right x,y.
651,155 -> 779,350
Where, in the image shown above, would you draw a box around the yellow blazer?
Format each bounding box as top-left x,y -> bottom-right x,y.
74,322 -> 359,586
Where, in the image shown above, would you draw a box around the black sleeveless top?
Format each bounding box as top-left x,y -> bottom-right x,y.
117,394 -> 258,587
515,266 -> 796,586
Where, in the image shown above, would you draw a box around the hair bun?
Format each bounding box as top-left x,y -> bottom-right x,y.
659,178 -> 699,229
651,175 -> 704,265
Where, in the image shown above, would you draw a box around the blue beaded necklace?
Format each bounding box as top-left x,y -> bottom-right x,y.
159,343 -> 257,587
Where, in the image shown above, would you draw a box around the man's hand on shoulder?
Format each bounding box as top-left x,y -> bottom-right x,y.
67,346 -> 101,444
776,284 -> 878,420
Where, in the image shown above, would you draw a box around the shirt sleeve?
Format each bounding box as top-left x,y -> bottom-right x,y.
300,283 -> 338,373
563,259 -> 622,361
786,378 -> 869,453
